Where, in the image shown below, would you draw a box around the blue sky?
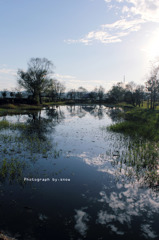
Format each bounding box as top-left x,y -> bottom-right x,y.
0,0 -> 159,92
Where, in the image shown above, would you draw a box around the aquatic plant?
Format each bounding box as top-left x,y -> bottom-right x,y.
110,137 -> 159,188
0,157 -> 26,183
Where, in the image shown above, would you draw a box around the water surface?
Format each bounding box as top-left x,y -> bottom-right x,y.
0,105 -> 159,240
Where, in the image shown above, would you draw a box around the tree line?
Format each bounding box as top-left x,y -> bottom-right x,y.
17,57 -> 106,104
107,61 -> 159,109
1,57 -> 159,108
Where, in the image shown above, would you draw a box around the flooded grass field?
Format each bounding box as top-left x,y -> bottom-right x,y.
0,105 -> 159,240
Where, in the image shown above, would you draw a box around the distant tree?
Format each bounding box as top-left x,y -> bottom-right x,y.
47,79 -> 58,101
67,89 -> 76,100
59,82 -> 66,99
98,85 -> 105,101
89,91 -> 96,101
145,63 -> 159,109
89,88 -> 97,101
15,92 -> 22,99
93,87 -> 99,100
107,82 -> 125,103
10,92 -> 15,98
135,85 -> 145,107
55,81 -> 66,99
124,82 -> 145,106
77,87 -> 87,99
2,90 -> 7,98
89,87 -> 99,101
47,79 -> 65,101
17,58 -> 54,104
124,82 -> 136,106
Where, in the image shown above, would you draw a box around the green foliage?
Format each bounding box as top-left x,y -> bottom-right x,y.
107,83 -> 125,103
0,157 -> 26,182
0,120 -> 10,129
108,108 -> 159,141
0,104 -> 17,109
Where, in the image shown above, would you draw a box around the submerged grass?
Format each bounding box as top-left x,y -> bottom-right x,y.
108,108 -> 159,188
119,139 -> 159,187
0,157 -> 26,183
0,120 -> 26,130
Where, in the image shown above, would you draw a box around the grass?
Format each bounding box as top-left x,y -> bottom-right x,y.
114,138 -> 159,187
0,103 -> 43,109
107,107 -> 159,187
0,120 -> 26,130
0,104 -> 43,116
108,108 -> 159,141
0,102 -> 75,116
43,101 -> 70,105
0,157 -> 26,182
115,102 -> 135,108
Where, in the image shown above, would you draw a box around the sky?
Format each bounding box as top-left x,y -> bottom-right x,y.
0,0 -> 159,92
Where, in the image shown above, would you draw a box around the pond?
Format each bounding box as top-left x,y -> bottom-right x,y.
0,105 -> 159,240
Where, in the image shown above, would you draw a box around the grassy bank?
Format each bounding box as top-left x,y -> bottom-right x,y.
0,104 -> 44,116
108,108 -> 159,141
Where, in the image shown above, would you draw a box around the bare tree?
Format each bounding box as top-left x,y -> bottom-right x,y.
47,79 -> 65,101
98,85 -> 105,101
17,58 -> 54,104
58,82 -> 66,99
145,63 -> 159,109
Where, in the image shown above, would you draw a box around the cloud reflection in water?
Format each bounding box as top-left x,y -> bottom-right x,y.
97,183 -> 159,238
74,209 -> 89,237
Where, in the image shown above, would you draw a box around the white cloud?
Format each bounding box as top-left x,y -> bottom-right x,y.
127,0 -> 159,22
0,67 -> 18,90
122,5 -> 130,13
54,73 -> 76,80
107,0 -> 159,22
66,18 -> 143,45
0,68 -> 17,76
66,0 -> 159,45
102,18 -> 143,31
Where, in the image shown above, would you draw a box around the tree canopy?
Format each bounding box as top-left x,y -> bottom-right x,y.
17,58 -> 54,104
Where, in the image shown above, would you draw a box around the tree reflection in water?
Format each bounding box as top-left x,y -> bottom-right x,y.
67,104 -> 106,119
0,107 -> 65,184
21,107 -> 65,141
